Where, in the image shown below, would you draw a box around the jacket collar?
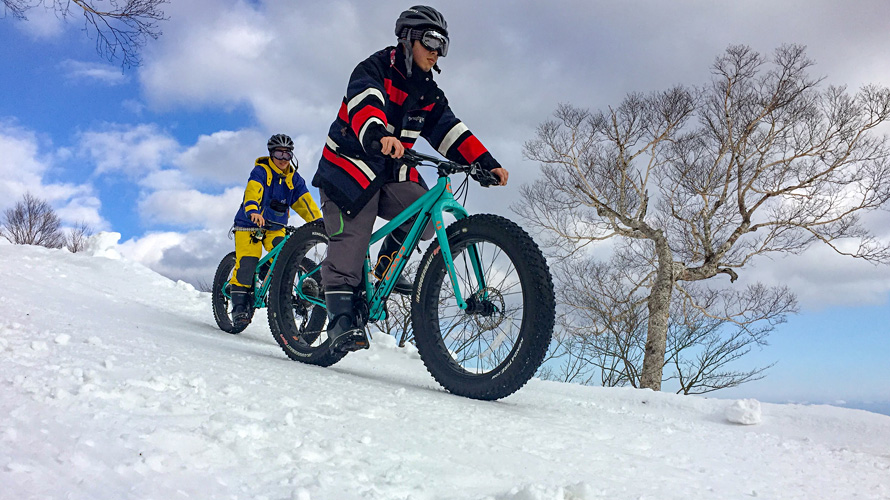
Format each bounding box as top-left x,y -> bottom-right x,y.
390,45 -> 435,86
257,156 -> 292,175
255,156 -> 295,189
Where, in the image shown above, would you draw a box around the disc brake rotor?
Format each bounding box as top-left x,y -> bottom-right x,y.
469,287 -> 506,331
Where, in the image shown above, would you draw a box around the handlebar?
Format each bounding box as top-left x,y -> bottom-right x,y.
261,220 -> 299,233
369,141 -> 500,187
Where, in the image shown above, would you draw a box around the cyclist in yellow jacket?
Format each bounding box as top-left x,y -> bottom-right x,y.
230,134 -> 321,328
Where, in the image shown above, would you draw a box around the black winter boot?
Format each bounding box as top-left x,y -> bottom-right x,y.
325,286 -> 368,352
231,288 -> 252,328
374,233 -> 413,295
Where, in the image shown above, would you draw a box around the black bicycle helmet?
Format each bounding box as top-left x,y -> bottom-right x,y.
395,5 -> 448,39
267,133 -> 294,151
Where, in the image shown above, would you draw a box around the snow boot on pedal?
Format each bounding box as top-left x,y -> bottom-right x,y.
231,287 -> 252,329
325,286 -> 368,353
374,233 -> 413,295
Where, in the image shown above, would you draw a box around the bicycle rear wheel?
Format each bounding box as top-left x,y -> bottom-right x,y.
211,251 -> 253,334
412,214 -> 555,400
267,220 -> 345,367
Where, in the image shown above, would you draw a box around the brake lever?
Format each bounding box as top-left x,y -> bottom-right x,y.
470,163 -> 499,187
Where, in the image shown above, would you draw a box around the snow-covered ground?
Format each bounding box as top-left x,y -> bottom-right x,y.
2,237 -> 889,500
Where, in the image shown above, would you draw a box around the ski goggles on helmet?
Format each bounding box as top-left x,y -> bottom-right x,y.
270,149 -> 293,161
418,29 -> 448,57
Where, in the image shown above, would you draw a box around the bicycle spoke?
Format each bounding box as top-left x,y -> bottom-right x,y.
431,236 -> 528,375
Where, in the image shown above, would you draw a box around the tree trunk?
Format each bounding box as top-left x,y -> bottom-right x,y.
640,234 -> 674,390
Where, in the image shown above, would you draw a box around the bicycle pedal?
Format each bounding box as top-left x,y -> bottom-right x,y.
331,334 -> 370,353
345,340 -> 370,352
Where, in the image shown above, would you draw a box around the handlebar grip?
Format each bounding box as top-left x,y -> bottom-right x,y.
472,166 -> 500,187
262,220 -> 286,229
369,140 -> 417,159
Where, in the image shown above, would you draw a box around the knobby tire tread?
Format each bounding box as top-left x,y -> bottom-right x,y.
411,214 -> 555,400
212,251 -> 252,334
267,220 -> 345,367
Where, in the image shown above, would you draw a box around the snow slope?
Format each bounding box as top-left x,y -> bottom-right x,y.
2,239 -> 889,500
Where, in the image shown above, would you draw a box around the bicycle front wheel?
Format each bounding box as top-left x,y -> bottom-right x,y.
267,220 -> 345,367
412,214 -> 555,400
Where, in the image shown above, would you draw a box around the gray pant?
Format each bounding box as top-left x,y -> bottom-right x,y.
320,182 -> 435,289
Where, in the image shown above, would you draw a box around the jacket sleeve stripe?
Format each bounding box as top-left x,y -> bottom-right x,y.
457,134 -> 487,163
437,122 -> 469,156
243,179 -> 264,214
292,192 -> 321,222
352,106 -> 386,138
348,155 -> 376,181
396,163 -> 420,183
347,88 -> 385,114
359,116 -> 385,147
322,148 -> 371,188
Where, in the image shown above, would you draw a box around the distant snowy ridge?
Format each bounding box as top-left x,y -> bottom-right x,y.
1,240 -> 889,500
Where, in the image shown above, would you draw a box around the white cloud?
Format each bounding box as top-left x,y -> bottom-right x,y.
121,100 -> 146,116
140,169 -> 189,191
12,5 -> 66,39
734,240 -> 890,310
119,229 -> 233,286
172,128 -> 323,198
56,195 -> 106,228
60,60 -> 129,85
138,1 -> 381,136
78,123 -> 180,175
0,122 -> 106,228
0,121 -> 44,183
138,1 -> 271,108
138,187 -> 242,231
118,231 -> 183,265
174,129 -> 267,185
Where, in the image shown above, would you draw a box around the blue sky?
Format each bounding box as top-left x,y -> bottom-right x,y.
2,0 -> 889,409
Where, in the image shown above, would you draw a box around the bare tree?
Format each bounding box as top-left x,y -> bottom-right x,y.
375,293 -> 414,346
194,278 -> 213,293
65,220 -> 93,253
2,192 -> 66,248
665,282 -> 788,394
539,247 -> 791,394
3,0 -> 168,67
371,262 -> 418,347
519,44 -> 890,391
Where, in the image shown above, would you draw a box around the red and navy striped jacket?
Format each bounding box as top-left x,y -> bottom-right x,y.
312,46 -> 501,216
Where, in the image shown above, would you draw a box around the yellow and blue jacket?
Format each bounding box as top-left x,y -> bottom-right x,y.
233,156 -> 321,229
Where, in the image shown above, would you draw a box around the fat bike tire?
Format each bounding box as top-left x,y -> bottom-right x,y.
267,219 -> 345,367
212,251 -> 253,334
412,214 -> 555,400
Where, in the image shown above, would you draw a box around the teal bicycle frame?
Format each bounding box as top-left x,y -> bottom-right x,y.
251,234 -> 290,309
223,228 -> 293,310
298,172 -> 488,323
